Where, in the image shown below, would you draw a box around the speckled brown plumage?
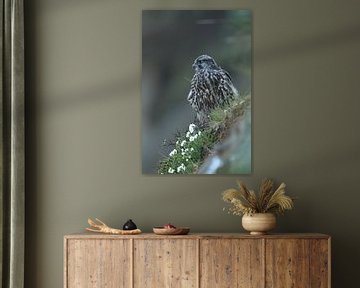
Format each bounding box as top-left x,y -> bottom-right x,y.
187,55 -> 238,124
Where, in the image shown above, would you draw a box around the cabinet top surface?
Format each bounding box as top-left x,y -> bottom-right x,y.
64,232 -> 330,240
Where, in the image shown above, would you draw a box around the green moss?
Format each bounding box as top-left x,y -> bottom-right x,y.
158,127 -> 215,174
209,108 -> 227,123
158,96 -> 250,174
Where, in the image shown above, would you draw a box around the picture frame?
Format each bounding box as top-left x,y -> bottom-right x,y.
142,10 -> 252,175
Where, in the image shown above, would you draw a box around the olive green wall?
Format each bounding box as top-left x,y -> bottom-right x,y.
24,0 -> 360,287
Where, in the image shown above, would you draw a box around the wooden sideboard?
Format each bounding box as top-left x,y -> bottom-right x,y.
64,233 -> 330,288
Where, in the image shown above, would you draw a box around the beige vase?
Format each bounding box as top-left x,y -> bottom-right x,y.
242,213 -> 276,235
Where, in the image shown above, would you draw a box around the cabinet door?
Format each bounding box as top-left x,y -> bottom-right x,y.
200,239 -> 264,288
134,239 -> 198,288
266,239 -> 309,287
309,239 -> 330,288
66,239 -> 131,288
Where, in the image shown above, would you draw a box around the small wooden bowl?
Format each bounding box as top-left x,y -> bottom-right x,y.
153,227 -> 190,235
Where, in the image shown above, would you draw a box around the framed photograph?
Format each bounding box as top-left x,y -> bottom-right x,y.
142,10 -> 252,175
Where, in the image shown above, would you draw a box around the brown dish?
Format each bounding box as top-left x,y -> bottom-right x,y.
153,227 -> 190,235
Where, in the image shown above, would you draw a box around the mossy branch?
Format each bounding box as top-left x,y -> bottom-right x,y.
157,96 -> 250,174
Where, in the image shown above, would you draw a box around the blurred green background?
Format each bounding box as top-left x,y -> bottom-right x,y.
142,10 -> 251,173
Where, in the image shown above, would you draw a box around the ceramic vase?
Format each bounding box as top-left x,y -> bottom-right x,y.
242,213 -> 276,235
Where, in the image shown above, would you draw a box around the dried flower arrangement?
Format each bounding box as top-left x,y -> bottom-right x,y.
222,178 -> 294,216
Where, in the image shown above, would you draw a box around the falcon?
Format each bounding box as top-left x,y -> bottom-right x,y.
187,55 -> 238,124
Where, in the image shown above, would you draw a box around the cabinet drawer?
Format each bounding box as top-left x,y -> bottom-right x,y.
265,239 -> 329,288
134,239 -> 198,288
200,239 -> 263,288
65,239 -> 131,288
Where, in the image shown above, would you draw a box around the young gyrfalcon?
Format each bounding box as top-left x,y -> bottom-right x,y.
187,55 -> 238,124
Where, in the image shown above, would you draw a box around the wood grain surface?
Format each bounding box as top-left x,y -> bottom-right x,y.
133,239 -> 198,288
309,239 -> 330,288
200,239 -> 264,288
66,239 -> 131,288
64,233 -> 330,288
65,233 -> 330,240
265,239 -> 310,287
